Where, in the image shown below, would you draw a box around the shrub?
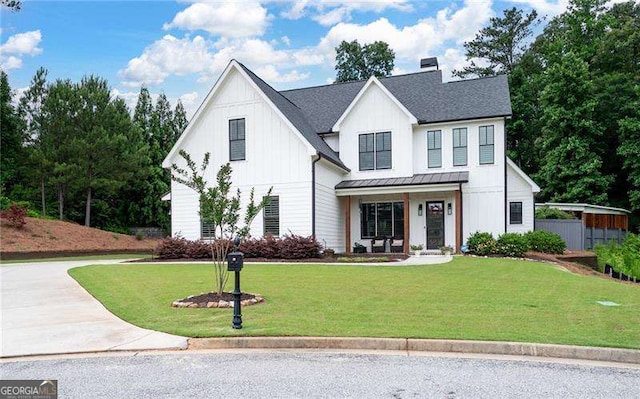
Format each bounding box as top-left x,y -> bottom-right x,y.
596,233 -> 640,279
154,236 -> 189,259
323,248 -> 336,258
135,231 -> 145,241
466,231 -> 497,256
535,207 -> 576,220
0,203 -> 27,228
240,234 -> 280,258
279,234 -> 322,259
186,240 -> 213,259
496,233 -> 529,257
524,230 -> 566,254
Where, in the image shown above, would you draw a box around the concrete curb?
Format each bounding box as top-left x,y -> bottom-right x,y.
188,337 -> 640,365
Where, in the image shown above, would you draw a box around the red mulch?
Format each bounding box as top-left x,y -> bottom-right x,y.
179,292 -> 255,304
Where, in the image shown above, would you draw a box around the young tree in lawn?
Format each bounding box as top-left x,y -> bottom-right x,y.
171,150 -> 271,295
335,40 -> 395,82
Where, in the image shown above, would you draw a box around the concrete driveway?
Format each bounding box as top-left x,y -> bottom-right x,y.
0,259 -> 187,358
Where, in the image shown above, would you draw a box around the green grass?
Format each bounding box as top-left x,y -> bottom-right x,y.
68,257 -> 640,348
0,253 -> 152,264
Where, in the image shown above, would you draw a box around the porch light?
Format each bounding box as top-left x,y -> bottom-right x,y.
447,203 -> 452,215
418,204 -> 423,216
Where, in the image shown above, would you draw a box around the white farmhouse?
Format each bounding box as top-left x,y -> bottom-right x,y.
163,59 -> 540,253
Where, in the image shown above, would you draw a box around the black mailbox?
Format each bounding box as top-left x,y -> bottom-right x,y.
227,252 -> 244,271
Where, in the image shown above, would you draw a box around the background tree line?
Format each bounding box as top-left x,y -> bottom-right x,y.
455,0 -> 639,230
335,0 -> 639,231
0,69 -> 185,233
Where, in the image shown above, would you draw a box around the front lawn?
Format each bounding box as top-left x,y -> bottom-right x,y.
68,257 -> 640,348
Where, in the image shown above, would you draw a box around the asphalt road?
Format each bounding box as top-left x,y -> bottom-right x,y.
2,351 -> 640,398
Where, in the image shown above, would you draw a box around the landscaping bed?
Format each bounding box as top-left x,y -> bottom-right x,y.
131,253 -> 408,263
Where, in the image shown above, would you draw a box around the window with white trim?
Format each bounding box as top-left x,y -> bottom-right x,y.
361,202 -> 404,238
229,118 -> 245,161
427,130 -> 442,168
510,202 -> 523,224
479,125 -> 494,164
359,131 -> 392,170
453,127 -> 467,166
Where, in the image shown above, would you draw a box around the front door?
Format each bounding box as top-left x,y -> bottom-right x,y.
426,201 -> 445,250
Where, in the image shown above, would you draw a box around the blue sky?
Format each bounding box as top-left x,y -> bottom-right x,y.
1,0 -> 572,116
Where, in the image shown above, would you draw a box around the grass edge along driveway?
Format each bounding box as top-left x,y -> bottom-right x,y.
68,257 -> 640,349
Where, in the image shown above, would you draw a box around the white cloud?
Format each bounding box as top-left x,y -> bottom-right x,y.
0,55 -> 22,70
507,0 -> 569,16
119,35 -> 215,87
292,49 -> 325,66
0,30 -> 43,71
254,65 -> 310,83
281,36 -> 291,46
0,30 -> 42,55
280,0 -> 413,26
163,1 -> 269,38
314,0 -> 493,72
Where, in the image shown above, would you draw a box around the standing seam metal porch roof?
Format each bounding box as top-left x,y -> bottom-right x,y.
335,171 -> 469,190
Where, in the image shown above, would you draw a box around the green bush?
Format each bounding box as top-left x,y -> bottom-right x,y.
496,233 -> 529,258
524,230 -> 566,254
467,231 -> 497,256
535,207 -> 576,220
595,233 -> 640,279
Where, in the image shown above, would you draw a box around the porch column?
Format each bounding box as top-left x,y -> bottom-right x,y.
455,189 -> 462,253
345,196 -> 351,254
403,192 -> 410,253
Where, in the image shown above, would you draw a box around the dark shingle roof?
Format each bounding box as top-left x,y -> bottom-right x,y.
237,61 -> 511,172
237,62 -> 348,170
281,70 -> 512,133
335,171 -> 469,190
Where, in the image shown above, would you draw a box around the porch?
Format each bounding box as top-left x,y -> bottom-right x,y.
335,172 -> 468,254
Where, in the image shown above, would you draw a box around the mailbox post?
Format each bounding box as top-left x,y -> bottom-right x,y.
227,236 -> 244,329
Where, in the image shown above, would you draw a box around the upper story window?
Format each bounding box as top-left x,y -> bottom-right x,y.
263,195 -> 280,236
427,130 -> 442,168
479,125 -> 494,165
452,127 -> 468,166
359,131 -> 392,171
229,118 -> 245,161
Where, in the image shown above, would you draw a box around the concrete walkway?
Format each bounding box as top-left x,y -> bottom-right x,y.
0,259 -> 188,358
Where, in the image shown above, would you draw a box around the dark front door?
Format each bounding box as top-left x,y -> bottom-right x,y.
426,201 -> 445,250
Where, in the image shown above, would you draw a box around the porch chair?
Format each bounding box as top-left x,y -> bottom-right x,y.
390,237 -> 404,253
371,237 -> 387,253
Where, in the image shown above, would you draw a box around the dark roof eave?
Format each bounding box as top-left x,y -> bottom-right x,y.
335,172 -> 469,190
318,152 -> 350,172
417,114 -> 512,125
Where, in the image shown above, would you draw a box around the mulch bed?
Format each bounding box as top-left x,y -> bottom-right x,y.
132,254 -> 409,263
172,291 -> 265,309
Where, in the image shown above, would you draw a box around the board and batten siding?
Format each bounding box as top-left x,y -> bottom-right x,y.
338,83 -> 415,179
314,159 -> 346,252
168,68 -> 313,240
413,118 -> 507,241
506,162 -> 535,233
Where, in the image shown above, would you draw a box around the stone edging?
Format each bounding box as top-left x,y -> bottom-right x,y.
188,337 -> 640,365
172,294 -> 265,309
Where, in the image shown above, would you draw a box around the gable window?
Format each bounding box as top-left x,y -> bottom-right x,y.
263,195 -> 279,236
359,131 -> 392,171
427,130 -> 442,168
361,202 -> 404,238
229,118 -> 245,161
510,202 -> 523,224
479,125 -> 494,165
453,128 -> 467,166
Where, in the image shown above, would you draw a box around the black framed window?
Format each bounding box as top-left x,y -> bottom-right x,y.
453,127 -> 467,166
263,196 -> 279,235
479,125 -> 494,164
359,133 -> 374,170
201,218 -> 215,240
359,131 -> 392,170
229,118 -> 245,161
427,130 -> 442,168
510,202 -> 523,225
360,202 -> 404,238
